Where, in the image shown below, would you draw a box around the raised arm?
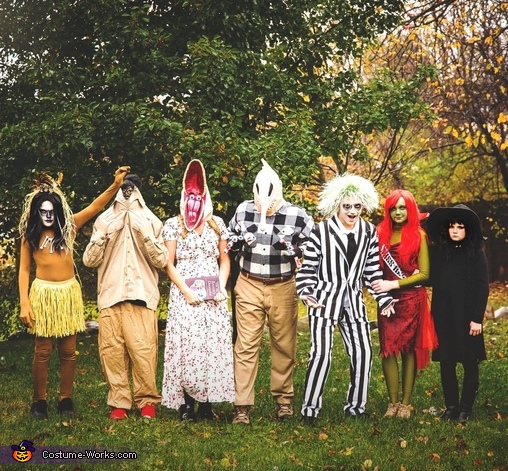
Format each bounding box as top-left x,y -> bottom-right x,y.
73,166 -> 130,230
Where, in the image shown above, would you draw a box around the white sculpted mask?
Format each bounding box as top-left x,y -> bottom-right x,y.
253,159 -> 284,231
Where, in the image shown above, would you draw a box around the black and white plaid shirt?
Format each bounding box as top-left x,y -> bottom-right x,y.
228,200 -> 314,278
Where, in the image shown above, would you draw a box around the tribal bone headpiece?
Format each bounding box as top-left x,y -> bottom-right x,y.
18,172 -> 75,252
253,159 -> 284,231
318,173 -> 379,219
180,159 -> 213,231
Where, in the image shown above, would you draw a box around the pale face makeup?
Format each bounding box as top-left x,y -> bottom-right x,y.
39,201 -> 55,228
338,197 -> 363,230
390,197 -> 408,228
449,222 -> 466,242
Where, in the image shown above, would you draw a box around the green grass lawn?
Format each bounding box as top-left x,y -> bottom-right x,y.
1,286 -> 508,470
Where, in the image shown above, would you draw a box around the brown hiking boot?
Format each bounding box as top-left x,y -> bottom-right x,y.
232,406 -> 251,425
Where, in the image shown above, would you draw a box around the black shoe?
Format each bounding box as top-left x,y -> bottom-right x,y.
197,401 -> 217,421
301,415 -> 316,426
457,409 -> 471,423
345,410 -> 371,420
57,398 -> 74,417
439,406 -> 459,421
31,400 -> 48,420
179,404 -> 196,422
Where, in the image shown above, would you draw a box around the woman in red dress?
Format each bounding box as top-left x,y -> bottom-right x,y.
372,190 -> 437,419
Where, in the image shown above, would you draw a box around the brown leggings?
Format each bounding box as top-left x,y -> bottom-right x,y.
33,335 -> 76,402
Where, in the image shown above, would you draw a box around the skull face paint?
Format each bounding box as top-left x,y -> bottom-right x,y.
39,201 -> 55,228
253,159 -> 284,231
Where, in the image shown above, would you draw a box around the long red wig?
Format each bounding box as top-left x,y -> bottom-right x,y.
377,189 -> 422,269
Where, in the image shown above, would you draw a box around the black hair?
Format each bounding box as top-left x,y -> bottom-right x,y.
24,192 -> 67,251
435,218 -> 484,260
123,174 -> 142,189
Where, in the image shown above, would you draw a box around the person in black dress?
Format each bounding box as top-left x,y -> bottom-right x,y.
427,204 -> 488,423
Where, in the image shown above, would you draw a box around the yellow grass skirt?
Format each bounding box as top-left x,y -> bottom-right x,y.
29,277 -> 85,338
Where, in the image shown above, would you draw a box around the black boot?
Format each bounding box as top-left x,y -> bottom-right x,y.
197,401 -> 217,421
57,398 -> 75,417
179,391 -> 196,422
30,400 -> 48,420
439,405 -> 459,421
458,381 -> 479,423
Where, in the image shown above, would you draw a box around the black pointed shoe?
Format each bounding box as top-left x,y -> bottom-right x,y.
31,400 -> 48,420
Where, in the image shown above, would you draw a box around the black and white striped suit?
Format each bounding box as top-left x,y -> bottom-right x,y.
296,215 -> 393,417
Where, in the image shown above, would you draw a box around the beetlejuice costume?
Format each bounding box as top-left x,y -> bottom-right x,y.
296,173 -> 394,421
227,159 -> 313,422
161,160 -> 234,418
19,168 -> 128,419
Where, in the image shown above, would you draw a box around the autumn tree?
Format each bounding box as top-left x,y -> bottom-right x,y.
362,0 -> 508,205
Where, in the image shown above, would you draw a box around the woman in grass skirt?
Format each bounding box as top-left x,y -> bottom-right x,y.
18,167 -> 129,419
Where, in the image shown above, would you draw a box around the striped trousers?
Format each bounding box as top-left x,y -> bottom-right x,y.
301,311 -> 372,418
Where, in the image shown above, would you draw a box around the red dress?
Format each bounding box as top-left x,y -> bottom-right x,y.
377,244 -> 437,369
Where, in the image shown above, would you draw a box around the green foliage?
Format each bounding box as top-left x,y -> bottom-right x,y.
0,0 -> 421,243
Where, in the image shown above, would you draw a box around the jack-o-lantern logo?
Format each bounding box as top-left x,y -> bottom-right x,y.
11,440 -> 35,462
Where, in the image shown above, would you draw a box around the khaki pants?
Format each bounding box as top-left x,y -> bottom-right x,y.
99,302 -> 161,410
234,273 -> 298,406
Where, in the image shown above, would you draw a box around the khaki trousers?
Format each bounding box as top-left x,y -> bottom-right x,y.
234,273 -> 298,406
99,302 -> 161,410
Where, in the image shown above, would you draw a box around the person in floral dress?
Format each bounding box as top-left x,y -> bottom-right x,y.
161,160 -> 234,421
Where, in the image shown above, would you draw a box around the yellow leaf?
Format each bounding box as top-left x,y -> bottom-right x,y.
430,453 -> 440,462
497,113 -> 508,123
340,447 -> 354,456
491,131 -> 502,142
400,439 -> 407,448
485,36 -> 493,45
500,142 -> 508,151
464,136 -> 474,147
319,432 -> 328,440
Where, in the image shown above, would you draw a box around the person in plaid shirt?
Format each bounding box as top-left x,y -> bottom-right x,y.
227,160 -> 313,425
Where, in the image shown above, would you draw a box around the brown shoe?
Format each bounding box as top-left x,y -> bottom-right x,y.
277,403 -> 293,421
384,402 -> 400,418
397,403 -> 411,419
232,406 -> 251,425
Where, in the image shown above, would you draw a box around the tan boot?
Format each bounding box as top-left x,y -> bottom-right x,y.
396,403 -> 411,419
384,402 -> 400,418
232,406 -> 251,425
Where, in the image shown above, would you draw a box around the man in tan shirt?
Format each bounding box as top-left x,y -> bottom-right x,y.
83,173 -> 168,420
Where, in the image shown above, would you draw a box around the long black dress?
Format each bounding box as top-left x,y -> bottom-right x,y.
430,245 -> 488,363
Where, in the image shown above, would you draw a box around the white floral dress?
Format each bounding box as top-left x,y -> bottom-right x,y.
161,216 -> 235,409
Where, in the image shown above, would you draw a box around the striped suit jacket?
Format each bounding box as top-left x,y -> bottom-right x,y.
296,215 -> 393,321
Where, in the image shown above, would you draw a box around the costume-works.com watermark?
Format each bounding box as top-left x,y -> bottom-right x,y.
2,442 -> 138,464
